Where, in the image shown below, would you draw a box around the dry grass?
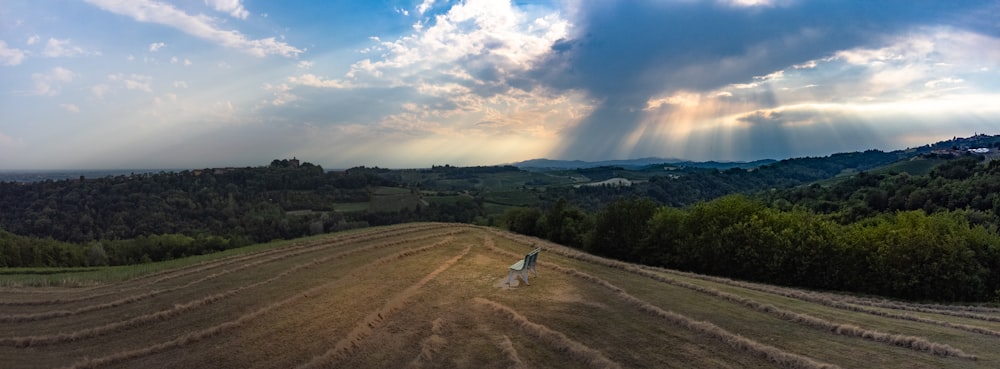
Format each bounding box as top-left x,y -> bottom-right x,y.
3,224 -> 998,368
472,297 -> 623,369
297,244 -> 470,369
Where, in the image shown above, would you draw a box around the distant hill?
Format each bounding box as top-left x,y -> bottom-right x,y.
513,157 -> 776,170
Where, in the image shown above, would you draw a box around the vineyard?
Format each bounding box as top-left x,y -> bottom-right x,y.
2,223 -> 1000,368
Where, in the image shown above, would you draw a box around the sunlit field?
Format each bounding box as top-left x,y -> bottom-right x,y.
3,223 -> 1000,368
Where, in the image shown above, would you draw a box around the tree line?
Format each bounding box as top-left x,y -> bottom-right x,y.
504,195 -> 1000,302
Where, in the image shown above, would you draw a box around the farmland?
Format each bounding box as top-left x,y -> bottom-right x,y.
2,223 -> 1000,368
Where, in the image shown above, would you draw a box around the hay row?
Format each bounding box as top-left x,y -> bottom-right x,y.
59,235 -> 458,369
497,334 -> 528,369
405,318 -> 448,369
0,223 -> 446,307
492,238 -> 977,359
829,295 -> 1000,323
491,230 -> 1000,340
297,244 -> 471,369
640,271 -> 975,359
471,298 -> 623,369
0,229 -> 458,323
2,233 -> 458,347
646,265 -> 1000,339
483,237 -> 837,369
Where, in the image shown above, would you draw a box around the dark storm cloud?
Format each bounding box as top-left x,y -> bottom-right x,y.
537,0 -> 995,160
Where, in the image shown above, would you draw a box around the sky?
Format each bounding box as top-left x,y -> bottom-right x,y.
1,0 -> 999,170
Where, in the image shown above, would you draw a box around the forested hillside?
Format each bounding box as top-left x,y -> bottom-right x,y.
5,135 -> 1000,302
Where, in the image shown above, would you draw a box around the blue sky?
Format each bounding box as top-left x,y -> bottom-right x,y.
1,0 -> 999,169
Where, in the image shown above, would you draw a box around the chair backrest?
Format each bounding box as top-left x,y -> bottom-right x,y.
525,249 -> 540,267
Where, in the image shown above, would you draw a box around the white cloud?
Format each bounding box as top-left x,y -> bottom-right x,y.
296,60 -> 313,69
0,41 -> 26,66
205,0 -> 249,20
26,35 -> 40,45
149,42 -> 166,52
924,77 -> 964,88
170,56 -> 179,64
91,84 -> 111,98
110,73 -> 153,93
288,73 -> 353,89
85,0 -> 302,57
42,38 -> 89,57
263,83 -> 297,106
173,80 -> 189,88
276,0 -> 582,157
60,103 -> 81,113
342,0 -> 569,84
416,0 -> 436,15
31,67 -> 75,96
184,58 -> 192,66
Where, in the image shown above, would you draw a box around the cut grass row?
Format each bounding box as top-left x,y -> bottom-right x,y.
482,237 -> 839,369
0,223 -> 449,307
489,229 -> 994,366
0,229 -> 458,323
297,244 -> 471,369
57,234 -> 461,369
1,233 -> 461,347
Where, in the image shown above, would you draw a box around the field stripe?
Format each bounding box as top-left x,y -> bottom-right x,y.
496,335 -> 528,369
484,236 -> 839,369
472,298 -> 623,369
489,237 -> 976,359
1,233 -> 460,347
493,229 -> 1000,340
296,244 -> 472,369
0,223 -> 446,306
405,318 -> 448,369
56,235 -> 457,369
0,229 -> 455,323
646,265 -> 1000,339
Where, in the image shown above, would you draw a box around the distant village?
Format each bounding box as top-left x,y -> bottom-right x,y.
929,133 -> 1000,161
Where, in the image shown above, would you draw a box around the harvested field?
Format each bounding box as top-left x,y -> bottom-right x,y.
2,223 -> 999,368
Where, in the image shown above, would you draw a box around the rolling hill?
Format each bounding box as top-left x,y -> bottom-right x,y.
2,223 -> 999,368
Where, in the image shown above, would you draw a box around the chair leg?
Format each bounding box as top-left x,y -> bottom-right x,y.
506,269 -> 514,285
520,270 -> 530,286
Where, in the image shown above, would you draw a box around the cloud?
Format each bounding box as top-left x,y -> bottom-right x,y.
60,103 -> 81,113
924,77 -> 963,89
204,0 -> 249,19
262,83 -> 296,106
31,67 -> 75,96
149,42 -> 166,52
173,80 -> 189,88
0,41 -> 26,66
26,35 -> 40,45
288,73 -> 353,89
296,60 -> 313,69
42,38 -> 90,57
416,0 -> 436,15
109,73 -> 153,92
91,84 -> 111,98
85,0 -> 302,57
541,1 -> 999,160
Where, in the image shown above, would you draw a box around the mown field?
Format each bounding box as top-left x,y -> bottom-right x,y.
2,223 -> 1000,368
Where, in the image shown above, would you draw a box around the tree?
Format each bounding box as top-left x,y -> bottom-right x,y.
86,243 -> 109,266
585,197 -> 657,261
